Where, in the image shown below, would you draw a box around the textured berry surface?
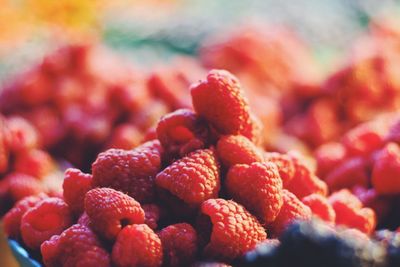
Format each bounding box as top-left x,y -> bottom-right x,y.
226,162 -> 283,223
156,149 -> 220,205
20,197 -> 72,249
217,135 -> 263,167
63,168 -> 92,215
5,172 -> 43,201
264,152 -> 296,187
92,140 -> 162,203
302,194 -> 336,223
143,204 -> 161,230
84,187 -> 145,240
112,224 -> 163,267
14,149 -> 55,179
198,198 -> 267,261
41,224 -> 110,267
158,223 -> 198,267
190,70 -> 256,141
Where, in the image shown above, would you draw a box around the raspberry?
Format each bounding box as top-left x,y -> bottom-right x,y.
190,70 -> 257,141
6,172 -> 44,201
84,188 -> 145,240
112,224 -> 162,267
14,149 -> 55,179
264,152 -> 296,187
92,140 -> 163,203
314,142 -> 347,178
3,194 -> 47,239
156,149 -> 220,206
301,194 -> 336,223
20,197 -> 72,249
143,204 -> 161,230
156,109 -> 209,156
328,189 -> 376,234
270,190 -> 312,237
216,135 -> 263,167
225,162 -> 283,223
285,155 -> 327,199
197,198 -> 267,261
352,186 -> 391,222
0,117 -> 9,173
63,168 -> 92,215
371,142 -> 400,195
41,224 -> 110,267
77,212 -> 91,227
106,124 -> 143,150
324,157 -> 369,191
6,116 -> 39,152
158,223 -> 198,267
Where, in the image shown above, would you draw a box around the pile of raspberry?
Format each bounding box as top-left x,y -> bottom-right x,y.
4,69 -> 380,267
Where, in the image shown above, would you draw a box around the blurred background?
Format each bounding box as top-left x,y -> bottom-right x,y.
1,1 -> 400,266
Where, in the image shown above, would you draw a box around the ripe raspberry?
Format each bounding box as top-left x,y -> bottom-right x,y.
264,152 -> 295,186
156,109 -> 209,156
41,224 -> 110,267
324,157 -> 369,191
6,116 -> 39,152
352,186 -> 391,222
112,224 -> 162,267
106,124 -> 143,150
63,168 -> 92,215
21,197 -> 72,249
371,142 -> 400,195
143,204 -> 161,230
285,155 -> 327,198
190,70 -> 257,141
6,172 -> 44,201
216,135 -> 263,167
14,149 -> 55,179
84,188 -> 145,240
314,142 -> 347,178
301,194 -> 336,223
197,198 -> 267,261
225,162 -> 283,223
158,223 -> 198,267
3,194 -> 47,239
328,190 -> 376,234
156,149 -> 220,205
270,190 -> 312,237
0,118 -> 9,173
92,140 -> 163,203
77,212 -> 91,227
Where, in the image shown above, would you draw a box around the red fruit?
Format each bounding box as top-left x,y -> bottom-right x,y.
264,152 -> 295,186
92,140 -> 163,203
371,142 -> 400,195
3,194 -> 47,239
353,186 -> 391,222
41,224 -> 110,267
84,188 -> 145,240
77,212 -> 91,227
198,198 -> 267,261
21,197 -> 72,249
156,109 -> 208,156
191,70 -> 257,141
225,162 -> 283,223
112,224 -> 162,267
0,117 -> 9,173
270,190 -> 312,237
156,149 -> 220,206
217,135 -> 263,167
314,142 -> 347,178
158,223 -> 198,267
6,116 -> 39,152
302,194 -> 335,223
285,155 -> 327,198
6,173 -> 44,201
324,157 -> 369,191
143,204 -> 161,230
14,149 -> 55,179
328,189 -> 376,235
63,168 -> 92,215
106,124 -> 143,150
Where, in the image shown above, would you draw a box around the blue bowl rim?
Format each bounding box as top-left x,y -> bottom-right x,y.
8,239 -> 42,267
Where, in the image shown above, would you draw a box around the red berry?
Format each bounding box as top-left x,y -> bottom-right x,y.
77,212 -> 91,227
106,124 -> 143,150
0,117 -> 9,173
6,116 -> 39,152
198,198 -> 267,261
112,224 -> 162,267
158,223 -> 198,267
14,149 -> 55,179
352,186 -> 391,222
225,162 -> 283,223
41,224 -> 110,267
156,149 -> 220,206
371,142 -> 400,195
21,197 -> 72,249
6,172 -> 44,201
302,194 -> 336,223
84,188 -> 145,240
62,168 -> 92,215
270,190 -> 312,237
217,135 -> 263,167
92,140 -> 163,203
264,152 -> 296,187
314,142 -> 347,178
143,204 -> 161,230
191,70 -> 257,141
